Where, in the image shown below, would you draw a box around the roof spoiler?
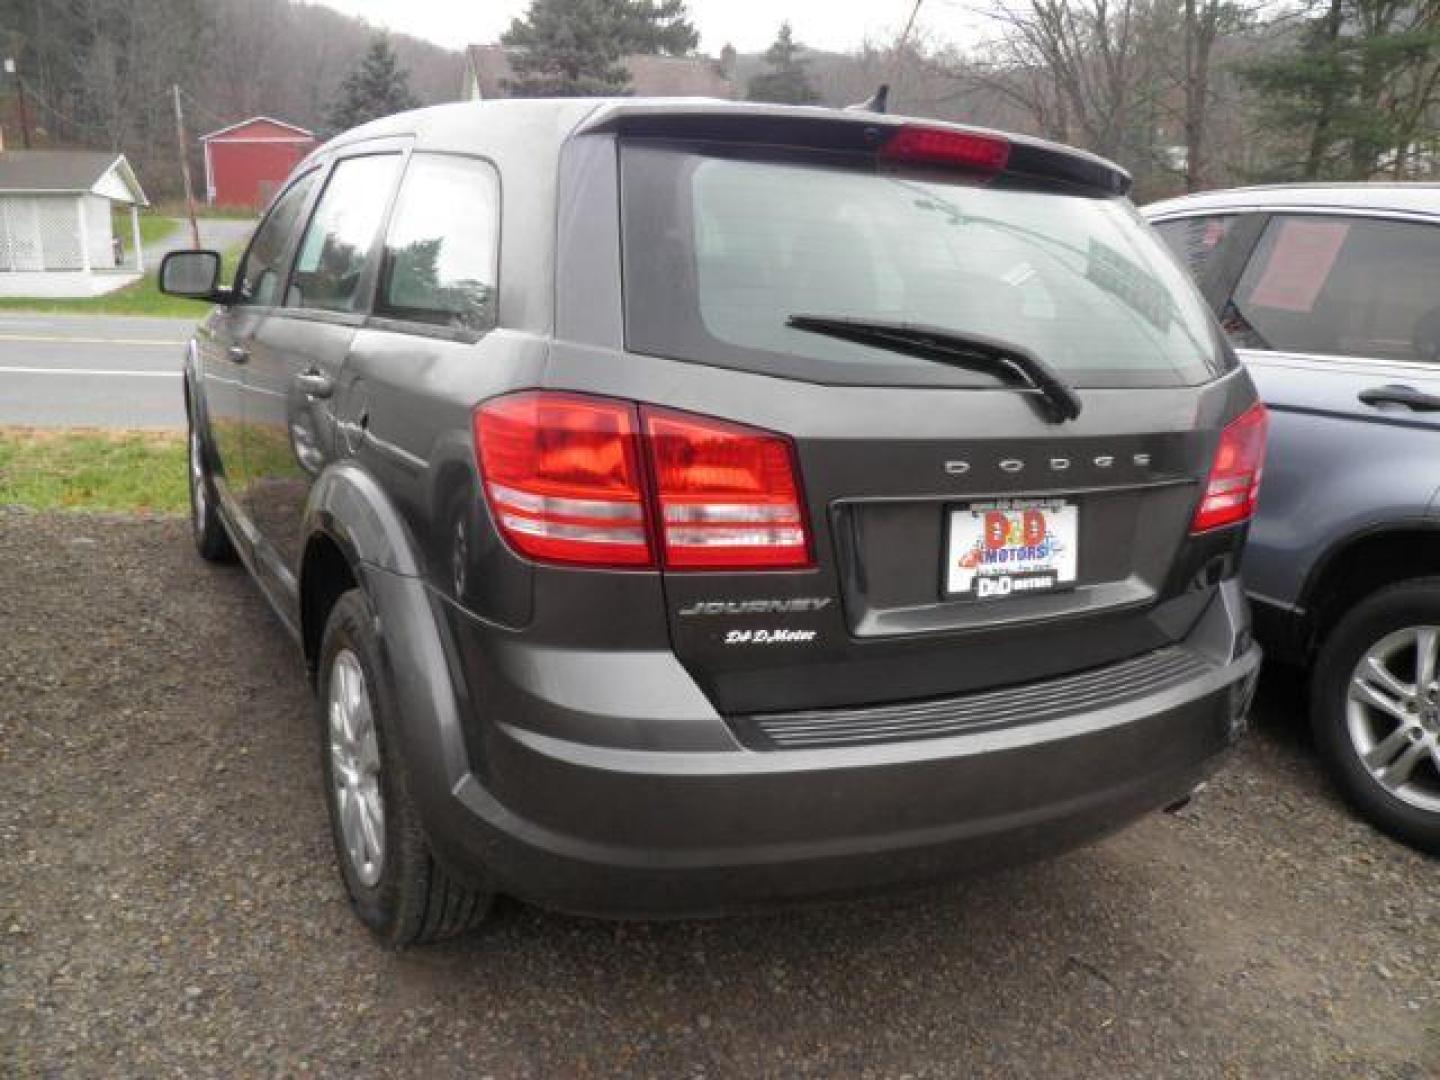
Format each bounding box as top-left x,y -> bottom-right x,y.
574,103 -> 1131,197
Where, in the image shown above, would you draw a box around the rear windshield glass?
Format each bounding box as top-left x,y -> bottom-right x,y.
620,145 -> 1229,388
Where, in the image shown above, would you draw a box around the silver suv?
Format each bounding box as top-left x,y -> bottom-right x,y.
1147,184 -> 1440,855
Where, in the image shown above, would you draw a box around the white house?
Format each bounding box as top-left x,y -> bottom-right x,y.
0,150 -> 149,298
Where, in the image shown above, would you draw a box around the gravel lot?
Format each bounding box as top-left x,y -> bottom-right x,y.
2,510 -> 1436,1078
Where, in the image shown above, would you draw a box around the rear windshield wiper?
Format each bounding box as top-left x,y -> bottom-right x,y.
786,314 -> 1083,423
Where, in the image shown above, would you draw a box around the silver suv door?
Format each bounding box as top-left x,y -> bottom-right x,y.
1216,212 -> 1440,607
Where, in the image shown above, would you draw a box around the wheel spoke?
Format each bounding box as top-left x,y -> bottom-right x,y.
341,790 -> 367,870
1363,724 -> 1418,770
1361,655 -> 1413,701
1378,740 -> 1428,789
1350,676 -> 1410,724
330,741 -> 355,785
1417,628 -> 1438,691
358,788 -> 384,859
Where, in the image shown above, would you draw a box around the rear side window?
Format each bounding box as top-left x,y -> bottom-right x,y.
621,147 -> 1228,388
235,171 -> 318,306
1229,215 -> 1440,363
375,154 -> 499,332
1152,215 -> 1235,278
288,154 -> 402,313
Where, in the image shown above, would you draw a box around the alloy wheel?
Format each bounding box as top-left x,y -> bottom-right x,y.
328,648 -> 386,886
1347,625 -> 1440,814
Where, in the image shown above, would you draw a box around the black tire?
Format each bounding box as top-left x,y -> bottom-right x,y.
316,589 -> 493,946
1311,579 -> 1440,856
187,416 -> 236,563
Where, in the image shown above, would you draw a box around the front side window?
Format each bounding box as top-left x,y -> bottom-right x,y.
1152,214 -> 1236,278
1229,215 -> 1440,363
375,154 -> 499,332
234,171 -> 318,307
622,147 -> 1229,388
287,153 -> 402,314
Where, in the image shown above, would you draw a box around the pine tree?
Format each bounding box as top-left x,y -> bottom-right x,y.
325,35 -> 421,133
1239,0 -> 1440,181
501,0 -> 699,98
746,23 -> 821,105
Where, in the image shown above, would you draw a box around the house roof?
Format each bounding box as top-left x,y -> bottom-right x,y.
464,44 -> 734,100
0,150 -> 148,206
200,116 -> 315,141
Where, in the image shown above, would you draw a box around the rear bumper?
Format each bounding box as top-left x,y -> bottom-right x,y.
390,576 -> 1259,918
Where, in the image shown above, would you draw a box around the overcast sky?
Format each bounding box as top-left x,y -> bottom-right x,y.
312,0 -> 983,56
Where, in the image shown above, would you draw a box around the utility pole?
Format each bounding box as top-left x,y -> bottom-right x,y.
5,59 -> 31,148
172,84 -> 201,250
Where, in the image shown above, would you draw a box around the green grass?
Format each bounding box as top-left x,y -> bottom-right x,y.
0,243 -> 245,318
0,428 -> 186,513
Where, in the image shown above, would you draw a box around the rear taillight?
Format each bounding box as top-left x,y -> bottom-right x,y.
1191,403 -> 1268,533
644,408 -> 811,569
473,393 -> 812,571
473,392 -> 651,566
880,126 -> 1011,174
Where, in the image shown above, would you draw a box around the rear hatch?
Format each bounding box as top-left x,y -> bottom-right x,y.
573,110 -> 1252,715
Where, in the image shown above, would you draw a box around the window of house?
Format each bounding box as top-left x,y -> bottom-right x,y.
374,154 -> 499,332
287,154 -> 402,314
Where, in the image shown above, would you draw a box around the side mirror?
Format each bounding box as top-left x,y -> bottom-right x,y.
159,250 -> 227,301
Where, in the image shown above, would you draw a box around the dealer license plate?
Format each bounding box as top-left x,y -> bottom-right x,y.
945,499 -> 1078,599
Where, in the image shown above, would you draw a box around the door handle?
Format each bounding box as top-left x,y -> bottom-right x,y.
227,345 -> 249,365
294,370 -> 335,399
1358,384 -> 1440,412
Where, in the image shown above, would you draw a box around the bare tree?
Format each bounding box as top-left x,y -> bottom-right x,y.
969,0 -> 1162,162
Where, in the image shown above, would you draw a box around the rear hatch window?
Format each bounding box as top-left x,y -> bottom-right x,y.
621,144 -> 1229,388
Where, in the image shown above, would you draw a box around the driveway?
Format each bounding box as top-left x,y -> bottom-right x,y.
140,217 -> 256,267
0,314 -> 191,428
2,511 -> 1435,1077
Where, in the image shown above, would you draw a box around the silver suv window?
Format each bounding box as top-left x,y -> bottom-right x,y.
1229,214 -> 1440,364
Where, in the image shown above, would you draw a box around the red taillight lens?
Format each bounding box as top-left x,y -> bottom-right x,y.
643,407 -> 812,569
1191,403 -> 1268,533
473,392 -> 651,566
880,126 -> 1011,174
473,393 -> 812,570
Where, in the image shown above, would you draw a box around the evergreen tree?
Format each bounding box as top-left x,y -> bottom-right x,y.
1239,0 -> 1440,180
325,35 -> 420,133
746,23 -> 821,105
502,0 -> 699,97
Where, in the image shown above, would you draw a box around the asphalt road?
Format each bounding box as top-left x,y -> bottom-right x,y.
0,314 -> 194,429
2,511 -> 1436,1078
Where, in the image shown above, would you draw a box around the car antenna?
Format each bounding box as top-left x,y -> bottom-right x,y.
845,84 -> 889,114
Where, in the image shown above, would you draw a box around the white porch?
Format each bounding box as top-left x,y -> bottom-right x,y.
0,152 -> 149,298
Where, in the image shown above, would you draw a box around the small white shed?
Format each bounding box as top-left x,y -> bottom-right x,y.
0,150 -> 150,297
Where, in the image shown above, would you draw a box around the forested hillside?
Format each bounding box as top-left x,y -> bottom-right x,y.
0,0 -> 463,197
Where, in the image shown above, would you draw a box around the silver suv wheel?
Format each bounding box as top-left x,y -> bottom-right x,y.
1347,625 -> 1440,814
327,648 -> 386,887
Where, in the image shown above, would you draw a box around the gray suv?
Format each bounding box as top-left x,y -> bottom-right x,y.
161,99 -> 1262,946
1147,184 -> 1440,854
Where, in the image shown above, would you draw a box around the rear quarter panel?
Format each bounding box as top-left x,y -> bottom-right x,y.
1242,351 -> 1440,611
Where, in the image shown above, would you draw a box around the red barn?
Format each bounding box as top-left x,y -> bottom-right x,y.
200,117 -> 316,211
